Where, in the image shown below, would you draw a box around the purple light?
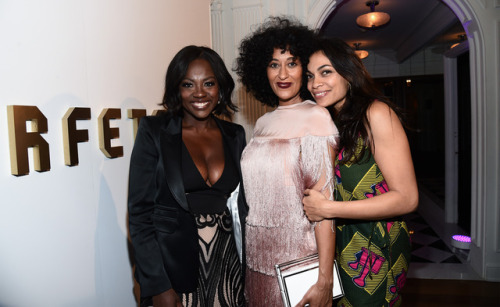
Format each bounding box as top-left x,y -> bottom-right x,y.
452,235 -> 471,243
451,234 -> 471,250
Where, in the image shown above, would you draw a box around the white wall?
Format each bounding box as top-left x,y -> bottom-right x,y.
0,1 -> 211,306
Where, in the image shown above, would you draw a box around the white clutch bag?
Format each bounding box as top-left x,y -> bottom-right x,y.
275,254 -> 344,307
226,183 -> 242,262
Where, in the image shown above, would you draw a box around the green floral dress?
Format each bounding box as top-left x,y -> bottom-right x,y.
334,145 -> 411,307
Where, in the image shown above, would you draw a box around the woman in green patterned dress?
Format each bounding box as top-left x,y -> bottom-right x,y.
303,37 -> 419,306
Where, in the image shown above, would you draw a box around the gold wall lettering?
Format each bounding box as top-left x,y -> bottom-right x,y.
98,108 -> 123,159
127,109 -> 146,139
126,108 -> 166,139
6,105 -> 163,176
62,107 -> 91,166
7,105 -> 51,176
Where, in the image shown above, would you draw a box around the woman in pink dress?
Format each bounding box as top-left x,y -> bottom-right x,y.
235,17 -> 338,306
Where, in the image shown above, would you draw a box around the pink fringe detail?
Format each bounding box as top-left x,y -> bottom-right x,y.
242,135 -> 336,275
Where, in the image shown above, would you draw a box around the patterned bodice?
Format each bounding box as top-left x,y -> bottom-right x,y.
335,143 -> 389,202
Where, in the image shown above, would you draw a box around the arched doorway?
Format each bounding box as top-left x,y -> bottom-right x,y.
305,0 -> 491,277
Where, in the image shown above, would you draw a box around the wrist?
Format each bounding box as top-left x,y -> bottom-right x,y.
326,199 -> 339,219
317,274 -> 334,289
320,199 -> 332,218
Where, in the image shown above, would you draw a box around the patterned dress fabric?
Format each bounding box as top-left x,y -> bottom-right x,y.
179,140 -> 244,307
334,145 -> 411,307
241,101 -> 338,306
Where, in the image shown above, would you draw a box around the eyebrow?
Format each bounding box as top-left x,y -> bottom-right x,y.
316,64 -> 332,71
181,76 -> 216,82
270,56 -> 298,61
307,64 -> 333,74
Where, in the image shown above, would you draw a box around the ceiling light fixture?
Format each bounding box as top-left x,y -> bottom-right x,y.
353,43 -> 369,59
451,34 -> 466,49
356,1 -> 391,29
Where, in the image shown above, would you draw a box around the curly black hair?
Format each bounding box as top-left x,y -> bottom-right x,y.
162,45 -> 236,118
235,16 -> 316,107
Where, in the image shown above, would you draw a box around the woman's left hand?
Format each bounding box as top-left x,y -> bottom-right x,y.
303,189 -> 329,221
295,281 -> 333,307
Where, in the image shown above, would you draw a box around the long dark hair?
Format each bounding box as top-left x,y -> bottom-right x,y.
162,45 -> 236,118
235,16 -> 316,107
311,37 -> 402,164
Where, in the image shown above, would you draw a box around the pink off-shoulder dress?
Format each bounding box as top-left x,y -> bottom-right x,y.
241,100 -> 338,305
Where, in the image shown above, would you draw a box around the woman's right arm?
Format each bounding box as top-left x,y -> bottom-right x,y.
128,117 -> 174,298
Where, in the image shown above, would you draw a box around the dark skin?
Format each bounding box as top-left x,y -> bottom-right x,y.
179,58 -> 225,187
153,289 -> 182,307
153,58 -> 224,306
182,119 -> 224,187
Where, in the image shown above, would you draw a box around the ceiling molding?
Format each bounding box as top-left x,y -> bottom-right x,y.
306,0 -> 340,29
395,4 -> 457,63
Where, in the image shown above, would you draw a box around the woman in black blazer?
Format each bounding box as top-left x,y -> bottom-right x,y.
128,46 -> 246,307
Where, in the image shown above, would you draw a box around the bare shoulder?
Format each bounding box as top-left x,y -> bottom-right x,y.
366,100 -> 396,123
367,101 -> 404,132
367,100 -> 405,144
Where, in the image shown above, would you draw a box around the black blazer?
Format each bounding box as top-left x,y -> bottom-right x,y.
128,113 -> 247,297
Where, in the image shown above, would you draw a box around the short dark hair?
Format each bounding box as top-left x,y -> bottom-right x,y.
162,45 -> 236,118
235,17 -> 316,107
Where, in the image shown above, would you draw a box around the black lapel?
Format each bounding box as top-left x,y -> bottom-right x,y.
215,117 -> 243,178
160,116 -> 190,211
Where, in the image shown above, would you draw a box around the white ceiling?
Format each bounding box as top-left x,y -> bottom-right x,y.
321,0 -> 466,63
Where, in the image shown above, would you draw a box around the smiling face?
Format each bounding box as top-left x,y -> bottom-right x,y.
266,48 -> 303,106
180,58 -> 219,123
307,51 -> 350,112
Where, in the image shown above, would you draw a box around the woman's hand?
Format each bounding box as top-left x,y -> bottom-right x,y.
303,189 -> 330,221
295,280 -> 333,307
153,289 -> 183,307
